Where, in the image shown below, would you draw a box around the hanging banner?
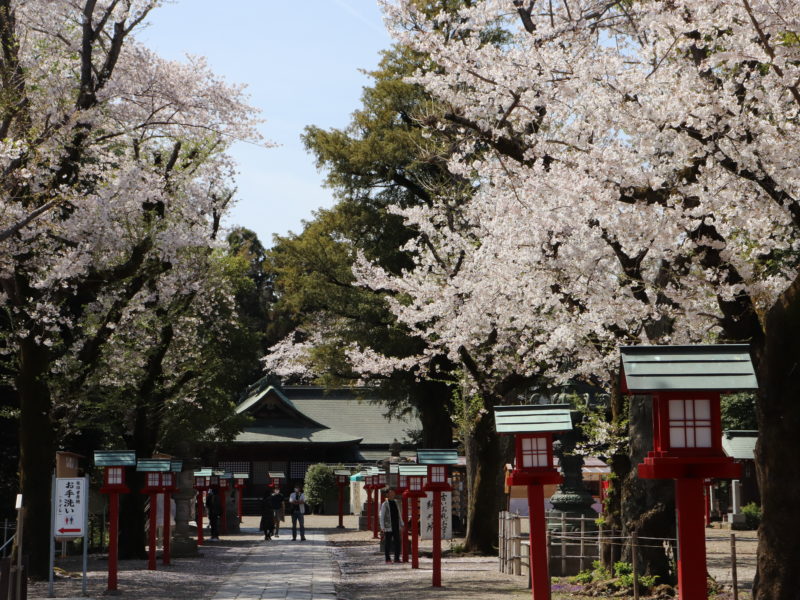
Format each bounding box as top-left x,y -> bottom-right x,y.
55,477 -> 87,537
420,488 -> 452,540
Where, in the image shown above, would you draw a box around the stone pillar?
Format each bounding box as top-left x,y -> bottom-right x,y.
731,479 -> 742,514
171,464 -> 199,557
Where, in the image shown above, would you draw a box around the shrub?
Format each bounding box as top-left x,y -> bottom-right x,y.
304,463 -> 335,509
741,502 -> 761,530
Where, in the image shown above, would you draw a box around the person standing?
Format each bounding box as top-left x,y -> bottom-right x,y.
206,487 -> 221,541
289,484 -> 306,541
270,487 -> 285,537
259,488 -> 274,541
380,488 -> 404,563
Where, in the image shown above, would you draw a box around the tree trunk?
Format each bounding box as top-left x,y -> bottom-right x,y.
118,471 -> 148,560
16,334 -> 54,579
620,395 -> 676,583
751,279 -> 800,600
416,380 -> 454,448
463,409 -> 505,554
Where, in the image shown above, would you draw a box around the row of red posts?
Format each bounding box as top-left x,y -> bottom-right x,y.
94,453 -> 254,593
94,454 -> 183,591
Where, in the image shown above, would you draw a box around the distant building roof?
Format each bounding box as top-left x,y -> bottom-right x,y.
620,344 -> 758,392
232,384 -> 420,448
722,430 -> 758,460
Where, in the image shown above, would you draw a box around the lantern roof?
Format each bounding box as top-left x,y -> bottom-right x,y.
398,464 -> 428,476
137,459 -> 171,472
268,471 -> 284,479
194,468 -> 213,477
722,430 -> 758,460
493,404 -> 572,434
233,472 -> 250,479
94,450 -> 136,467
334,469 -> 351,476
620,344 -> 758,393
170,460 -> 183,472
417,449 -> 459,465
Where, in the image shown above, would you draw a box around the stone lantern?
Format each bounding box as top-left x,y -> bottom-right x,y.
418,449 -> 459,588
94,450 -> 136,592
494,405 -> 572,600
620,344 -> 757,600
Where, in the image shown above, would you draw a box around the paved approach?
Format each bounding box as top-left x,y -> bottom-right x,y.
212,529 -> 338,600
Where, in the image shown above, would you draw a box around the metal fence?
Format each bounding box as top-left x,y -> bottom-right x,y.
499,511 -> 756,599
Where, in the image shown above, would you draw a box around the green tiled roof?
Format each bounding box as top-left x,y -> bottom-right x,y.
398,464 -> 428,476
494,405 -> 572,434
417,449 -> 459,465
620,345 -> 758,392
233,385 -> 420,447
722,430 -> 758,460
94,451 -> 136,467
137,459 -> 171,472
234,426 -> 362,445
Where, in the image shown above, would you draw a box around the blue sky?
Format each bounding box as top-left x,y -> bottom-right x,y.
138,1 -> 392,247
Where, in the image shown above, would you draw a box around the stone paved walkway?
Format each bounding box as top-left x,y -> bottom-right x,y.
211,528 -> 338,600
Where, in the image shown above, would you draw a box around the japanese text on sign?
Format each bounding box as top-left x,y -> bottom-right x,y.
55,478 -> 86,537
420,488 -> 452,540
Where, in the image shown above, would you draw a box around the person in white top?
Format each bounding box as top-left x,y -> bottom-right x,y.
379,488 -> 404,563
289,485 -> 306,541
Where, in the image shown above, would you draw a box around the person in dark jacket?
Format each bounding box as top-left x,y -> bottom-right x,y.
206,487 -> 221,541
269,487 -> 285,537
379,488 -> 404,563
259,487 -> 275,541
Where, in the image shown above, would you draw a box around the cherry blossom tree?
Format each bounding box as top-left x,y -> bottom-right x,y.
0,0 -> 262,574
361,1 -> 800,595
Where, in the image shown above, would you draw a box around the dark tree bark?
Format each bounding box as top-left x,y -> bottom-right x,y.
464,408 -> 506,553
416,379 -> 454,448
16,333 -> 54,579
620,396 -> 676,583
750,278 -> 800,600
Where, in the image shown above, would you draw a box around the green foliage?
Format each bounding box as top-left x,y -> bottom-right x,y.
571,560 -> 658,592
741,502 -> 762,530
721,393 -> 758,431
304,463 -> 336,507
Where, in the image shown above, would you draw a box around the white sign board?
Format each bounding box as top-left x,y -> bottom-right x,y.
55,478 -> 86,537
420,488 -> 452,540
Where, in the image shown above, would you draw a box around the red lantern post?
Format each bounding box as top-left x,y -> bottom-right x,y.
95,451 -> 136,592
418,450 -> 458,588
269,471 -> 284,492
160,460 -> 181,566
374,472 -> 387,540
494,406 -> 572,600
621,344 -> 758,600
192,470 -> 211,545
399,465 -> 427,567
396,472 -> 409,562
362,474 -> 373,532
234,473 -> 249,522
334,470 -> 350,529
138,459 -> 171,571
218,474 -> 231,534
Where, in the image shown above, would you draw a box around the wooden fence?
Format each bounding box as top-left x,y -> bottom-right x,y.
499,511 -> 755,599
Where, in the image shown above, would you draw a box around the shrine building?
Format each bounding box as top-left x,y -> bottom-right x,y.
211,380 -> 420,498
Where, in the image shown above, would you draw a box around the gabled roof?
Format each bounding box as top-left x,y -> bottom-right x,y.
620,344 -> 758,392
722,430 -> 758,460
279,387 -> 420,446
232,384 -> 420,447
494,404 -> 572,434
235,385 -> 326,428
